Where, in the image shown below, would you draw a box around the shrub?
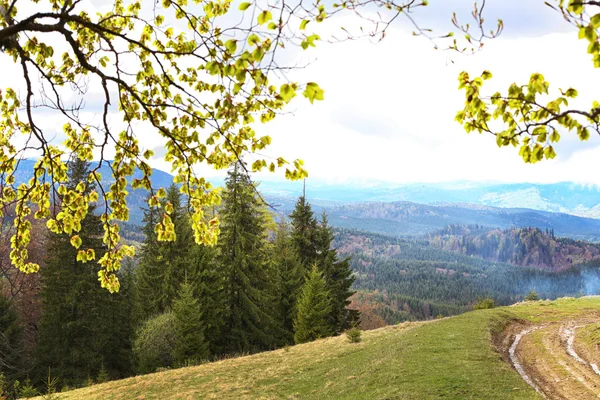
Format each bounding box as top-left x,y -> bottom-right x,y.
525,290 -> 539,301
14,379 -> 39,398
473,297 -> 495,310
345,328 -> 362,343
96,363 -> 109,384
133,312 -> 178,374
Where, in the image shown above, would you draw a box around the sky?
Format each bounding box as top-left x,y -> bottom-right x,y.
254,0 -> 600,185
1,0 -> 600,186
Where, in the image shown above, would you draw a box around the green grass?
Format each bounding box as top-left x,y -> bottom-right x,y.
46,297 -> 600,400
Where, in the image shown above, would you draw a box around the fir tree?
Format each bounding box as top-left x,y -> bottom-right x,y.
293,265 -> 331,344
36,158 -> 133,386
289,187 -> 319,270
136,184 -> 208,321
135,192 -> 165,321
0,293 -> 24,387
216,162 -> 278,353
271,218 -> 304,344
173,282 -> 209,364
315,212 -> 359,334
188,243 -> 226,354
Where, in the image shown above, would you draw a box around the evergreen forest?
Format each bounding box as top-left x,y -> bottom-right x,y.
0,160 -> 357,397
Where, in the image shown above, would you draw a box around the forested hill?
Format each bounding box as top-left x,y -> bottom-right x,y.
333,229 -> 600,327
427,225 -> 600,271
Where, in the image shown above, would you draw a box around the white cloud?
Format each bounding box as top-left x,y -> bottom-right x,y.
3,0 -> 599,186
250,11 -> 600,185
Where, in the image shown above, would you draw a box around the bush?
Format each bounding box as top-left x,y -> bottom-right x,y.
345,328 -> 362,343
14,379 -> 39,398
133,312 -> 178,374
525,290 -> 539,301
473,297 -> 495,310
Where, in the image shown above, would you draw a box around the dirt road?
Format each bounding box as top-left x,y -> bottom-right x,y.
508,320 -> 600,399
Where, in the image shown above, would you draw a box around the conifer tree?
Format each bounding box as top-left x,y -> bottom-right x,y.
135,193 -> 165,321
315,212 -> 359,334
188,243 -> 226,354
136,184 -> 195,320
271,218 -> 304,344
36,158 -> 133,386
0,293 -> 24,388
173,282 -> 209,364
216,162 -> 278,353
135,184 -> 224,355
289,186 -> 319,270
293,265 -> 331,344
161,184 -> 196,308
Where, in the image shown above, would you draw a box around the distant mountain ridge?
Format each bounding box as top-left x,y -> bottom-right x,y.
8,160 -> 600,240
10,159 -> 175,224
324,201 -> 600,242
256,180 -> 600,219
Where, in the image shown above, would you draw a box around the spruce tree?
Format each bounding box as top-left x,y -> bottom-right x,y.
216,162 -> 278,353
0,293 -> 24,388
315,212 -> 359,334
135,184 -> 224,356
271,218 -> 304,344
136,184 -> 208,322
135,192 -> 165,321
188,242 -> 226,354
173,282 -> 209,364
289,188 -> 319,270
293,265 -> 331,344
36,158 -> 133,386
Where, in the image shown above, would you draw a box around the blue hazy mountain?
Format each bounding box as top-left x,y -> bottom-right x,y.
256,179 -> 600,218
9,160 -> 600,239
10,159 -> 175,224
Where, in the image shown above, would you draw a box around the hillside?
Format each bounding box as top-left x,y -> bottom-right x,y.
44,297 -> 600,400
427,225 -> 600,271
334,229 -> 600,325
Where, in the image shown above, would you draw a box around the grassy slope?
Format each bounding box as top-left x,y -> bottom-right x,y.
49,297 -> 600,400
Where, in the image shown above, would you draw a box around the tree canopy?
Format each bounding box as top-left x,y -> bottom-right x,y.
455,1 -> 600,163
0,0 -> 422,291
1,0 -> 598,290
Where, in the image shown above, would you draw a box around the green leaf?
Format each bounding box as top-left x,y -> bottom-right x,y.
280,83 -> 297,102
301,34 -> 320,50
300,19 -> 309,30
257,10 -> 273,25
70,235 -> 82,249
248,34 -> 260,46
225,39 -> 237,54
303,82 -> 324,104
239,2 -> 251,10
565,88 -> 578,98
481,70 -> 492,80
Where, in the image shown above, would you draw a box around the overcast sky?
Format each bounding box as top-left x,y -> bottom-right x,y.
2,0 -> 600,186
251,0 -> 600,185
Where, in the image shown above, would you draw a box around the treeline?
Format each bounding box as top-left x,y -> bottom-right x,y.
336,229 -> 600,325
0,160 -> 357,397
427,225 -> 600,270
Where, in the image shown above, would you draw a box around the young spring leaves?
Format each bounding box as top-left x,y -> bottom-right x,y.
456,0 -> 600,163
0,0 -> 333,292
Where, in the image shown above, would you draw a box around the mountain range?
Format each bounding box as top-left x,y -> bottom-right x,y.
8,160 -> 600,241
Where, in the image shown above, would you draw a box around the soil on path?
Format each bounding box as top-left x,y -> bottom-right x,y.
506,319 -> 600,400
